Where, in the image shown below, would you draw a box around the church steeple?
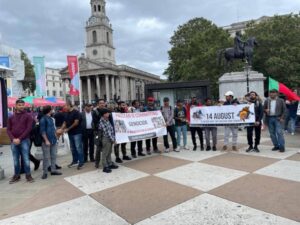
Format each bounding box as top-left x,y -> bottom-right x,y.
85,0 -> 116,64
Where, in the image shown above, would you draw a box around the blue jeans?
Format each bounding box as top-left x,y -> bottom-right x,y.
290,117 -> 296,133
68,133 -> 84,165
11,139 -> 31,175
268,117 -> 285,148
176,125 -> 187,147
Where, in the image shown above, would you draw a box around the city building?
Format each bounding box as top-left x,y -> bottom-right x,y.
0,44 -> 25,97
45,67 -> 67,98
60,0 -> 161,104
223,16 -> 270,37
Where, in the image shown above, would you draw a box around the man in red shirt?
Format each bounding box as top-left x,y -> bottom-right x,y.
7,100 -> 34,183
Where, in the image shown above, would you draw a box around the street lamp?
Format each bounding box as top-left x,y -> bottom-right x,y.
244,63 -> 251,93
136,80 -> 142,102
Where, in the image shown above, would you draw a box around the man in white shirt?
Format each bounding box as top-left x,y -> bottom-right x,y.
82,104 -> 97,162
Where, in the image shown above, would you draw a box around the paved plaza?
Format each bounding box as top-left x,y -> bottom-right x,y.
0,129 -> 299,225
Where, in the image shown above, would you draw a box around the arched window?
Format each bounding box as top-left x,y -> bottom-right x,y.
93,30 -> 97,43
94,5 -> 96,12
98,5 -> 101,11
106,32 -> 109,44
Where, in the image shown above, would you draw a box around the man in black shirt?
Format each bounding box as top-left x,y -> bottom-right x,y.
62,103 -> 84,170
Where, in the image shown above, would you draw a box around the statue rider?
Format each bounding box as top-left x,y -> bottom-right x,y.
234,31 -> 245,58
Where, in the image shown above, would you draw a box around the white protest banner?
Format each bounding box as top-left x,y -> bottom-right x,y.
190,104 -> 255,127
297,102 -> 300,116
112,111 -> 167,144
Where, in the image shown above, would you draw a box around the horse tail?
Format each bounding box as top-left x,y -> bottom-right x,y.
217,49 -> 225,66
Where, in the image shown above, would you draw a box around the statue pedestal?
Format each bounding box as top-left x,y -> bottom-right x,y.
219,70 -> 266,100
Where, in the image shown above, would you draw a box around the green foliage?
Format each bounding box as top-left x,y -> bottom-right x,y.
245,13 -> 300,88
164,17 -> 233,97
20,50 -> 36,93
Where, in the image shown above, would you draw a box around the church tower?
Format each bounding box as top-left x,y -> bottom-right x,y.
85,0 -> 116,64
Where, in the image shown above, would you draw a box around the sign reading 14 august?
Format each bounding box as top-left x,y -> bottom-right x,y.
190,104 -> 256,127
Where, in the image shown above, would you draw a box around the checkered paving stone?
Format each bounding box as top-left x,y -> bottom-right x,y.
254,160 -> 300,182
163,149 -> 226,162
155,162 -> 248,192
123,155 -> 191,174
136,194 -> 300,225
200,153 -> 279,172
0,196 -> 129,225
210,174 -> 300,222
90,176 -> 201,224
64,165 -> 149,194
239,145 -> 298,159
286,153 -> 300,162
0,179 -> 85,220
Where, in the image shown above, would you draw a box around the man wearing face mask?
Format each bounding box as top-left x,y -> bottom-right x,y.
246,91 -> 263,153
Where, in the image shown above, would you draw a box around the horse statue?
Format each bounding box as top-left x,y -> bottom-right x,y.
218,37 -> 258,70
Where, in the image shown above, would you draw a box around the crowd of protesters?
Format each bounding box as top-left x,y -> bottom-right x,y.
5,88 -> 299,184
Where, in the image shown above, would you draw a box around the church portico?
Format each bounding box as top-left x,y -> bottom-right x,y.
60,0 -> 161,104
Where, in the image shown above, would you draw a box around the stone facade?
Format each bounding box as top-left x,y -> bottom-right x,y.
60,0 -> 161,103
45,67 -> 66,98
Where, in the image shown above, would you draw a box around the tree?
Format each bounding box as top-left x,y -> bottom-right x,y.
20,50 -> 36,94
245,14 -> 300,89
164,17 -> 234,97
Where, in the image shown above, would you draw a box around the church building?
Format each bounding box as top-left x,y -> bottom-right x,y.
60,0 -> 161,104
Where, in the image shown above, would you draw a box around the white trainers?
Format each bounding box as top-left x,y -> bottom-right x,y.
291,133 -> 295,136
183,146 -> 190,150
173,148 -> 180,152
164,148 -> 170,153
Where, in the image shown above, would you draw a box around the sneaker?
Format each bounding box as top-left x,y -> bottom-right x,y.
103,167 -> 112,173
41,173 -> 48,179
138,153 -> 146,157
132,155 -> 137,158
173,148 -> 180,152
26,174 -> 34,183
201,146 -> 204,151
222,145 -> 227,151
212,146 -> 217,151
153,149 -> 161,154
291,132 -> 295,136
9,175 -> 21,184
272,147 -> 279,151
183,146 -> 190,150
67,162 -> 78,168
193,146 -> 197,151
206,146 -> 211,151
109,164 -> 119,169
246,146 -> 253,152
279,147 -> 285,152
253,146 -> 260,153
147,151 -> 151,155
51,171 -> 62,176
95,164 -> 99,169
284,129 -> 288,133
116,158 -> 123,163
232,146 -> 238,151
123,156 -> 132,161
77,164 -> 84,170
164,148 -> 170,153
90,159 -> 95,162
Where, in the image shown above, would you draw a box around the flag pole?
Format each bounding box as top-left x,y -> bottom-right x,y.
77,56 -> 83,112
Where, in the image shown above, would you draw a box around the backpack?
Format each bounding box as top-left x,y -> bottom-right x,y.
31,117 -> 47,147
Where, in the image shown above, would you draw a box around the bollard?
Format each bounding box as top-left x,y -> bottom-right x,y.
0,166 -> 4,180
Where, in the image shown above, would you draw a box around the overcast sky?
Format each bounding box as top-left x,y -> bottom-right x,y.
0,0 -> 299,77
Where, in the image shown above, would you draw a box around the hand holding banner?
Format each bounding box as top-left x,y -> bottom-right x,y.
112,111 -> 167,144
190,104 -> 256,127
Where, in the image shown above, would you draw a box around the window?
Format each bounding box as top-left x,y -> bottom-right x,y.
106,32 -> 109,44
60,91 -> 63,97
94,5 -> 96,12
93,30 -> 97,43
47,90 -> 50,96
53,91 -> 56,97
98,5 -> 101,11
53,82 -> 55,87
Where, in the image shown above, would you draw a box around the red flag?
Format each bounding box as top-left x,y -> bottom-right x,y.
67,56 -> 80,96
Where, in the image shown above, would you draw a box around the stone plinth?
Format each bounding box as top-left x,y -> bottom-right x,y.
219,70 -> 266,100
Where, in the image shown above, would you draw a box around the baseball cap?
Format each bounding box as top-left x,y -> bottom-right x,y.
147,97 -> 155,102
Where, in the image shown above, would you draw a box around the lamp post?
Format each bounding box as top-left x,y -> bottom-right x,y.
244,63 -> 251,93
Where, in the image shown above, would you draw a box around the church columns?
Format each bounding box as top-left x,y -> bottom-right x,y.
96,75 -> 101,99
87,76 -> 92,103
116,77 -> 120,99
111,75 -> 115,100
105,75 -> 110,101
62,79 -> 67,101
